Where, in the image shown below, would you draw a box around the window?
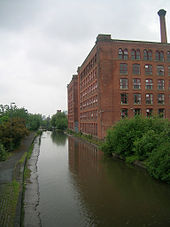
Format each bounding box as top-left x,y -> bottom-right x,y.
132,64 -> 140,75
158,109 -> 165,118
157,65 -> 164,76
134,94 -> 141,104
145,64 -> 152,75
169,80 -> 170,90
146,108 -> 153,117
145,79 -> 153,90
168,66 -> 170,76
131,49 -> 135,60
124,49 -> 128,60
131,49 -> 140,60
157,79 -> 165,90
120,63 -> 128,74
118,48 -> 128,60
156,51 -> 164,61
121,93 -> 128,104
146,94 -> 153,104
120,79 -> 128,89
136,49 -> 140,60
134,108 -> 141,116
118,48 -> 123,59
143,49 -> 152,61
167,51 -> 170,62
158,94 -> 165,104
133,78 -> 141,89
121,109 -> 128,118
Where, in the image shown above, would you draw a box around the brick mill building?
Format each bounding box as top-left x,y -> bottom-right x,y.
67,9 -> 170,139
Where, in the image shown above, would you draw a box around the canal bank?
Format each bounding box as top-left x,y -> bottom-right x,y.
0,132 -> 36,227
23,136 -> 41,227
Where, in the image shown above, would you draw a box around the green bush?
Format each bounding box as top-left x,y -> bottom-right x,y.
146,142 -> 170,183
0,143 -> 8,161
102,116 -> 148,156
133,130 -> 160,161
101,116 -> 170,183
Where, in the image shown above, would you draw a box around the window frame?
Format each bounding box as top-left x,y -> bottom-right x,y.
145,64 -> 152,75
158,94 -> 165,104
120,63 -> 128,75
157,65 -> 164,76
158,108 -> 165,118
134,93 -> 141,105
145,79 -> 153,90
167,51 -> 170,62
146,93 -> 153,105
121,93 -> 128,104
157,79 -> 165,90
134,108 -> 141,116
120,78 -> 128,89
132,64 -> 140,75
146,108 -> 153,117
121,108 -> 128,118
156,50 -> 164,62
133,78 -> 141,89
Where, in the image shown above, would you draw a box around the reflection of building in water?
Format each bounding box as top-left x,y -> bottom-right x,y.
68,136 -> 102,176
67,10 -> 170,139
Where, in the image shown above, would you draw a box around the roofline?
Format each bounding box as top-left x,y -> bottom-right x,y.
110,38 -> 170,45
77,34 -> 170,71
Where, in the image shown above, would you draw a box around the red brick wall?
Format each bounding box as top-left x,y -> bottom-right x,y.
69,35 -> 170,139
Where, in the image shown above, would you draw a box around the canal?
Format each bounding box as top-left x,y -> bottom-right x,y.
37,131 -> 170,227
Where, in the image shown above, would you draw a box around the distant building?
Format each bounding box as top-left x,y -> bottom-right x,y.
67,75 -> 78,132
67,9 -> 170,139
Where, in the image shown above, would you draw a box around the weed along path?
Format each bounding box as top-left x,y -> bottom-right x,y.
23,136 -> 41,227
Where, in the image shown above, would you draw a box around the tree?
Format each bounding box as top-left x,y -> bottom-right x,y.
51,111 -> 67,130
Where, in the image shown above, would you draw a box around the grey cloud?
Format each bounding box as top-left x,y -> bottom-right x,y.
0,0 -> 170,115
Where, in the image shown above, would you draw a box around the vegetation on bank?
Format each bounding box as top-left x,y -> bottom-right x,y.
0,180 -> 20,226
51,111 -> 67,130
101,116 -> 170,184
67,129 -> 102,147
0,104 -> 45,161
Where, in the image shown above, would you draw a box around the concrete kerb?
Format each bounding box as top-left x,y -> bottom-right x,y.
14,133 -> 37,227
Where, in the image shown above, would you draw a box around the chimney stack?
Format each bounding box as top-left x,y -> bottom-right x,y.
158,9 -> 167,43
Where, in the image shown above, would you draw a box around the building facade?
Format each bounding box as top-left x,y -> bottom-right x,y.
68,10 -> 170,139
67,75 -> 78,132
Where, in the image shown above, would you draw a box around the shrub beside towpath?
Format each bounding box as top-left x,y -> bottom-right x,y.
101,116 -> 170,184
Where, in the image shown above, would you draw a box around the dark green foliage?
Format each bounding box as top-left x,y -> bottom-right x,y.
133,130 -> 160,161
0,103 -> 43,156
51,111 -> 67,130
0,118 -> 29,151
27,114 -> 42,131
147,142 -> 170,183
101,116 -> 170,183
0,143 -> 8,161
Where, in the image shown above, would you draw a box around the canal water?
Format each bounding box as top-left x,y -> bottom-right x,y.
37,131 -> 170,227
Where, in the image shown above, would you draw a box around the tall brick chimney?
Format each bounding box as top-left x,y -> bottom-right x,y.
158,9 -> 167,43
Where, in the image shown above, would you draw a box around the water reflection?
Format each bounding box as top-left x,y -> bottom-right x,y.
38,132 -> 170,227
51,131 -> 67,145
68,136 -> 170,227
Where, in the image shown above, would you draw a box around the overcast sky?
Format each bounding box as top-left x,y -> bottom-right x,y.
0,0 -> 170,116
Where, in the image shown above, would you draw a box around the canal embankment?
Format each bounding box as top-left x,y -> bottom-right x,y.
0,132 -> 36,227
22,136 -> 41,227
